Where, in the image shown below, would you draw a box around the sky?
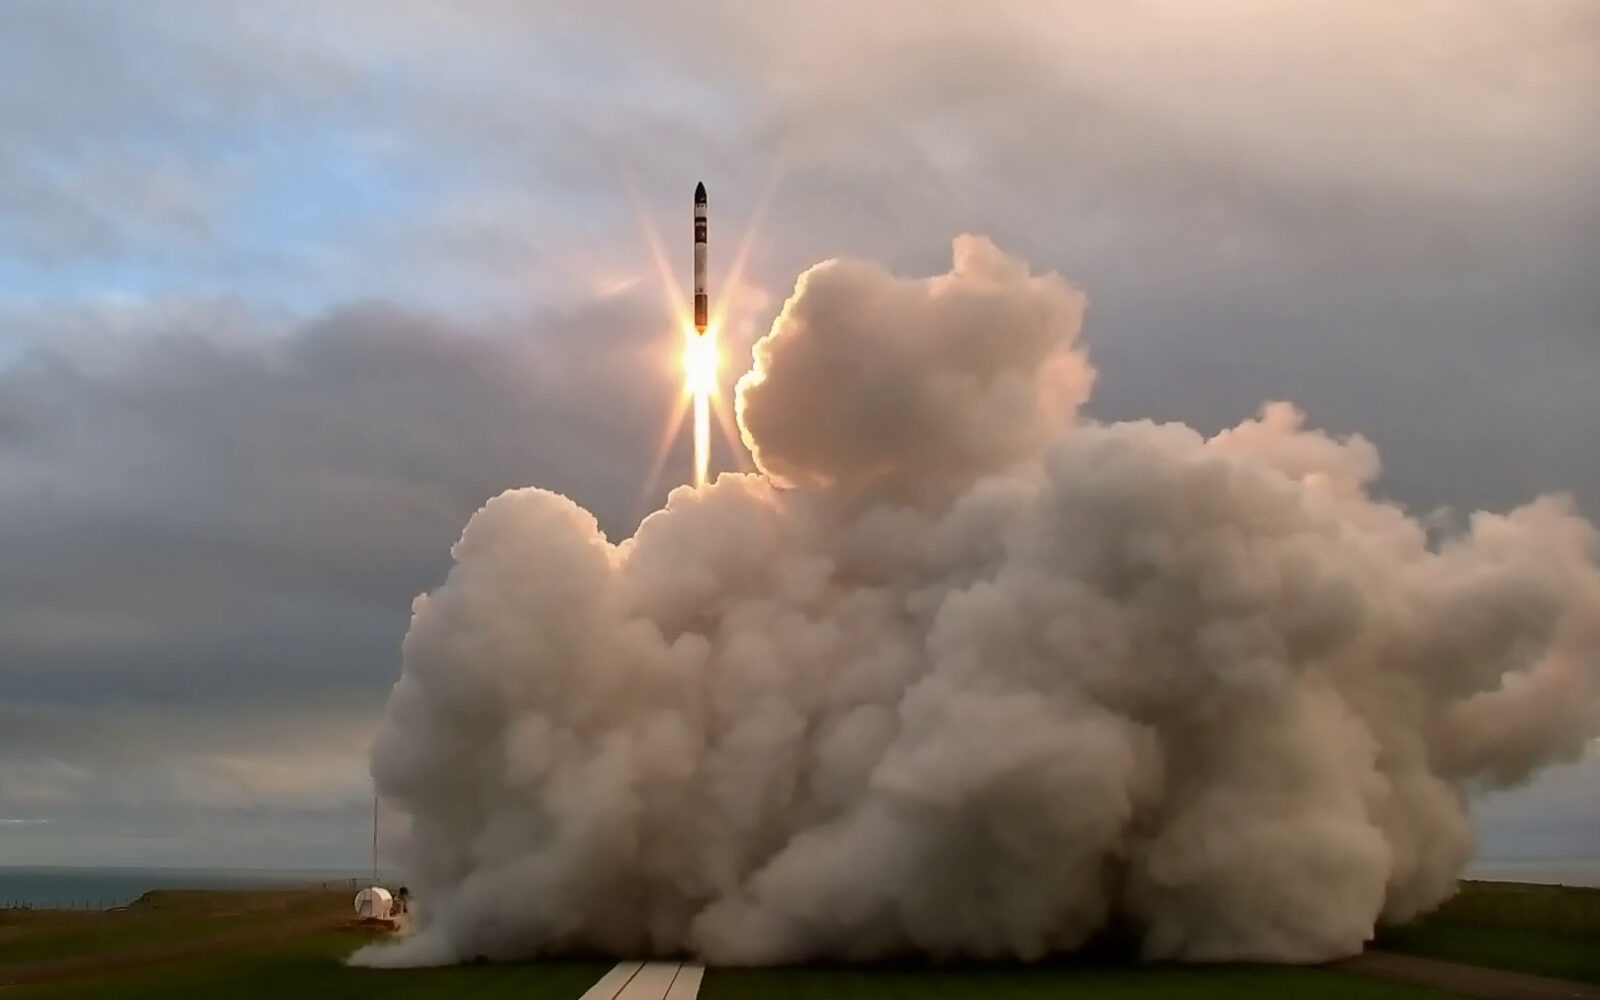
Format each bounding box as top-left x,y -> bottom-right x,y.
0,0 -> 1597,869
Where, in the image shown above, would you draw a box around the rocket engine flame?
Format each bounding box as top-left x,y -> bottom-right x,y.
352,237 -> 1600,971
626,178 -> 739,503
685,327 -> 718,488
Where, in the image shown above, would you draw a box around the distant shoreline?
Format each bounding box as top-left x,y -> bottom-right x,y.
0,866 -> 401,909
4,860 -> 1597,910
1464,859 -> 1600,889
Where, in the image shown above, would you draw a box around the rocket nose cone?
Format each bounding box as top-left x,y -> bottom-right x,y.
695,181 -> 706,203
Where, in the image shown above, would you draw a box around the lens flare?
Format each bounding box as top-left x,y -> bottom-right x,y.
684,328 -> 719,487
616,162 -> 780,502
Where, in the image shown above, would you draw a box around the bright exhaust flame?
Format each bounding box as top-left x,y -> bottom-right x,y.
684,329 -> 719,488
615,164 -> 770,505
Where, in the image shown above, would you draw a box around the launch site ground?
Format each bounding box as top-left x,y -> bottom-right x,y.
2,882 -> 1596,999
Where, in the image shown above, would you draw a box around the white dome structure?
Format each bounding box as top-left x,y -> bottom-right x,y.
354,886 -> 393,920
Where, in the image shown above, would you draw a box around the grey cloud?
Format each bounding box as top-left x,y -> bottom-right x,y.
7,2 -> 1595,294
0,0 -> 1597,866
1475,751 -> 1600,859
0,292 -> 692,829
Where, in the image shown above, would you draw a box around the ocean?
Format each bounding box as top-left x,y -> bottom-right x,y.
1465,858 -> 1600,888
0,866 -> 396,909
2,860 -> 1595,910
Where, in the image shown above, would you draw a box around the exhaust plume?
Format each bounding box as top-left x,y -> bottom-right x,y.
352,237 -> 1600,968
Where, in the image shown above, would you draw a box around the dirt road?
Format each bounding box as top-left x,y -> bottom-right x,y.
1333,950 -> 1600,1000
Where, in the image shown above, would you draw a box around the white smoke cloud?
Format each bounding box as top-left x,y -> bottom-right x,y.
350,237 -> 1600,968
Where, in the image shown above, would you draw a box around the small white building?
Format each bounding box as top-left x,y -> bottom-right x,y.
353,886 -> 393,920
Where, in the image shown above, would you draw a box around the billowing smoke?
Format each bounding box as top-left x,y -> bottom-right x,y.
351,237 -> 1600,968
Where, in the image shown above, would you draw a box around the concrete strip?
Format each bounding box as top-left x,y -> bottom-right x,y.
663,963 -> 705,1000
614,961 -> 686,1000
577,960 -> 644,1000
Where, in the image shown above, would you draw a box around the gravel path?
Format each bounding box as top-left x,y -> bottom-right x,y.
1332,950 -> 1600,1000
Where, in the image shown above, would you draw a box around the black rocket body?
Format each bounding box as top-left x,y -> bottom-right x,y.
693,181 -> 708,335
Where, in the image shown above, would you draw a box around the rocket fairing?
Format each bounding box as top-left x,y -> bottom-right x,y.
693,181 -> 708,335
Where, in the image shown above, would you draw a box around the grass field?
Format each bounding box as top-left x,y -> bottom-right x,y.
10,939 -> 1459,1000
17,938 -> 612,1000
0,885 -> 1546,999
0,888 -> 342,968
1375,880 -> 1600,985
702,965 -> 1456,999
1,890 -> 611,999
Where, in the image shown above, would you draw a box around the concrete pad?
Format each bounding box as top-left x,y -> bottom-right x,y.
664,963 -> 705,1000
577,960 -> 643,1000
615,961 -> 686,1000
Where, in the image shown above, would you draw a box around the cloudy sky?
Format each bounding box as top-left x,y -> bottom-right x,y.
1,0 -> 1597,869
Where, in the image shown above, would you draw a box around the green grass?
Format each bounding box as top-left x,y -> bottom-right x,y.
1378,916 -> 1600,985
15,934 -> 610,999
18,943 -> 1460,1000
1376,880 -> 1600,984
30,882 -> 1600,998
702,964 -> 1456,999
1422,880 -> 1600,935
0,889 -> 342,967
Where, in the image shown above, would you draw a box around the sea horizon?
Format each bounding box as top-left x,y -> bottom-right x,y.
1463,857 -> 1600,888
0,864 -> 403,909
2,858 -> 1595,910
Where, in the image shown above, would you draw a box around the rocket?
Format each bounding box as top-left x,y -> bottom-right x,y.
693,181 -> 708,335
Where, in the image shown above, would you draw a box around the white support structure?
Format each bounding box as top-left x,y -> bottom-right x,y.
578,961 -> 705,1000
